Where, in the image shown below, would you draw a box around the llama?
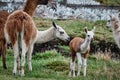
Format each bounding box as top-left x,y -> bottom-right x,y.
4,10 -> 37,76
35,22 -> 70,44
106,14 -> 120,48
69,27 -> 95,77
0,11 -> 9,69
0,0 -> 50,69
23,0 -> 52,17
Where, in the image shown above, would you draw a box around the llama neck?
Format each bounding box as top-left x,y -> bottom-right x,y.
36,27 -> 55,44
81,38 -> 91,52
23,0 -> 38,17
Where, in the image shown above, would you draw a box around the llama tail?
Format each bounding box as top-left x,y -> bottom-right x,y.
18,15 -> 26,50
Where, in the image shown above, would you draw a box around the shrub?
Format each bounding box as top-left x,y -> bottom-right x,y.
33,50 -> 60,60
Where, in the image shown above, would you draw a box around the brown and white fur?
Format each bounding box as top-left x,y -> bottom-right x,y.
0,10 -> 9,69
4,10 -> 37,76
36,22 -> 70,44
69,27 -> 95,77
23,0 -> 50,17
106,14 -> 120,48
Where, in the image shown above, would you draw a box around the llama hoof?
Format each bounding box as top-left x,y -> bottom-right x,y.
29,67 -> 32,71
73,74 -> 76,77
18,70 -> 21,75
83,75 -> 86,77
68,72 -> 72,77
13,70 -> 17,76
3,66 -> 7,69
77,73 -> 80,76
73,75 -> 76,77
21,73 -> 25,77
13,73 -> 16,76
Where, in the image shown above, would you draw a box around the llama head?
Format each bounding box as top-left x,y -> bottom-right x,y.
84,27 -> 95,41
52,22 -> 70,42
106,14 -> 120,30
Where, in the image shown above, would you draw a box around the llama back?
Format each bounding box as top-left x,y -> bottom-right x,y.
69,37 -> 84,52
5,10 -> 37,46
0,11 -> 9,43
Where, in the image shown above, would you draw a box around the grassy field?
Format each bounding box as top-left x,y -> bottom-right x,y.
34,18 -> 113,42
0,50 -> 120,80
0,18 -> 120,80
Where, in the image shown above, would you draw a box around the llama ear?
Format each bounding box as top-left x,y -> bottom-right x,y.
109,14 -> 117,21
84,27 -> 88,33
52,21 -> 57,29
92,26 -> 96,32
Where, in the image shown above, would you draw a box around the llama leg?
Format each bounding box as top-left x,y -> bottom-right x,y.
76,52 -> 82,76
82,58 -> 87,76
13,41 -> 19,75
17,56 -> 20,74
69,60 -> 75,77
1,42 -> 7,69
27,44 -> 34,71
69,53 -> 76,77
21,40 -> 28,76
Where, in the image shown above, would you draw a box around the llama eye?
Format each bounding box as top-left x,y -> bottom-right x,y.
60,31 -> 64,35
87,35 -> 90,37
108,20 -> 110,22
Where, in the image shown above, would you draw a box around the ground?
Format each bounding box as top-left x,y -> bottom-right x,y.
0,18 -> 120,80
0,50 -> 120,80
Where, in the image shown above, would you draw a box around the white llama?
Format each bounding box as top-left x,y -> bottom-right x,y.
35,22 -> 70,44
69,27 -> 95,77
106,14 -> 120,48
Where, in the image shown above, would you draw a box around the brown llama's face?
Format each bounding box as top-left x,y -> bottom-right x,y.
52,22 -> 70,42
106,14 -> 120,30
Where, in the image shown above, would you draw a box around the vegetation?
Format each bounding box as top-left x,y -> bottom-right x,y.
0,18 -> 119,79
0,50 -> 120,80
95,0 -> 120,6
34,18 -> 113,42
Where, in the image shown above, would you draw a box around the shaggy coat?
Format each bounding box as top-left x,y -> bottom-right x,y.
5,10 -> 37,46
23,0 -> 50,17
4,10 -> 37,76
107,15 -> 120,48
69,37 -> 90,61
0,10 -> 9,69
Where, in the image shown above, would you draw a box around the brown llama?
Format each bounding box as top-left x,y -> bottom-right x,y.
0,0 -> 50,69
69,27 -> 95,77
0,10 -> 9,69
4,10 -> 37,76
23,0 -> 51,17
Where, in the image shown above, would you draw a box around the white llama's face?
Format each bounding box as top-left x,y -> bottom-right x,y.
85,27 -> 95,41
106,14 -> 120,30
52,22 -> 70,42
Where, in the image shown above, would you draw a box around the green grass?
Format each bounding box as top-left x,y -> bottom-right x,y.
95,0 -> 120,6
0,49 -> 120,80
34,18 -> 113,42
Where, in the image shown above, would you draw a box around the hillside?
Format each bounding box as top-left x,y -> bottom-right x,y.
95,0 -> 120,6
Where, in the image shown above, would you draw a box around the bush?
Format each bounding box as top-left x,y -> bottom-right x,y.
33,50 -> 60,60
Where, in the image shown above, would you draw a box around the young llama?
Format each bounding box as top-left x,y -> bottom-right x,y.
36,22 -> 70,44
69,27 -> 95,77
4,10 -> 37,76
106,14 -> 120,48
0,11 -> 9,69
